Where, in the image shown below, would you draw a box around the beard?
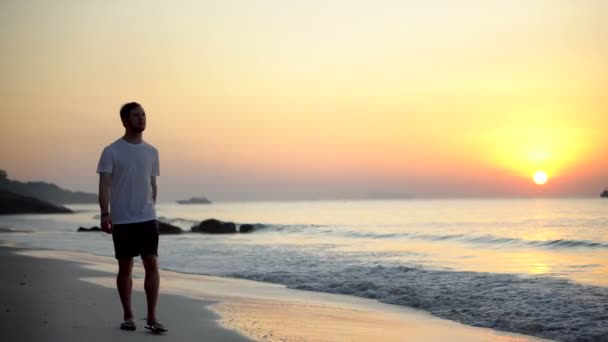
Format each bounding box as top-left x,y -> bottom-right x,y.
128,122 -> 145,133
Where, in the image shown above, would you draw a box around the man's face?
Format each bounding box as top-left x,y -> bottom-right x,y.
124,106 -> 146,133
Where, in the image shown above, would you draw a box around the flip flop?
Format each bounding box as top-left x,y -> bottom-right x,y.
120,320 -> 136,331
145,321 -> 168,334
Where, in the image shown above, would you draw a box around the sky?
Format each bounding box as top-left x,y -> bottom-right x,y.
1,0 -> 606,201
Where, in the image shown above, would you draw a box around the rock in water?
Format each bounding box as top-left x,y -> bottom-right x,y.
78,222 -> 182,234
192,219 -> 237,234
176,196 -> 212,204
157,221 -> 183,234
77,226 -> 102,232
239,224 -> 254,233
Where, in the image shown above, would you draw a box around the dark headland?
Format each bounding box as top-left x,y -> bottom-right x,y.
0,169 -> 97,204
0,190 -> 73,214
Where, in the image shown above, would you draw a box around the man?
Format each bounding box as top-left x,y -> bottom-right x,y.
97,102 -> 167,333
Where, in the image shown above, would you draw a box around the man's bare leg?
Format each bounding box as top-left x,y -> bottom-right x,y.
117,257 -> 134,321
142,255 -> 160,323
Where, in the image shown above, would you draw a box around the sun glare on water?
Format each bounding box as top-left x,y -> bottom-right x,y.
533,170 -> 548,185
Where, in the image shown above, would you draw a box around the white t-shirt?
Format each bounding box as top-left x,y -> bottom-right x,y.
97,138 -> 160,224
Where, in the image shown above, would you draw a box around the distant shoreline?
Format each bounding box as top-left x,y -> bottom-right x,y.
150,196 -> 600,204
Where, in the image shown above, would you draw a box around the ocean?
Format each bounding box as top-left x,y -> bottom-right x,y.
1,199 -> 607,341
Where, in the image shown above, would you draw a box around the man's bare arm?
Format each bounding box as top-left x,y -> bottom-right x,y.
99,173 -> 112,212
151,176 -> 157,204
99,173 -> 112,233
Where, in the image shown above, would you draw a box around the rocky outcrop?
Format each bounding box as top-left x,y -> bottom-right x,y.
0,190 -> 73,215
77,226 -> 102,232
239,224 -> 254,233
191,219 -> 256,234
157,221 -> 183,234
79,218 -> 253,234
77,221 -> 183,234
602,190 -> 608,198
191,219 -> 237,234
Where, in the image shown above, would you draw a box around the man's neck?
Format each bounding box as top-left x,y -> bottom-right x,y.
122,132 -> 143,144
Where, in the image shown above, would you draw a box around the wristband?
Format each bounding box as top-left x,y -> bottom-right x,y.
101,212 -> 110,217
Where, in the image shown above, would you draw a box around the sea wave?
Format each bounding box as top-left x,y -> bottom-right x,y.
229,265 -> 608,342
244,222 -> 608,250
156,215 -> 608,250
408,233 -> 608,250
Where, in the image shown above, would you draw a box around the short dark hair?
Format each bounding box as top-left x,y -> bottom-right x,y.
120,102 -> 142,121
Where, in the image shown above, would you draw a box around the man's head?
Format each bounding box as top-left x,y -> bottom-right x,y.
120,102 -> 146,133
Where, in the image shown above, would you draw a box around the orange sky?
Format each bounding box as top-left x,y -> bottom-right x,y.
0,0 -> 606,200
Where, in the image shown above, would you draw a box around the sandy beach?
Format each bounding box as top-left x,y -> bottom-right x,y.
0,243 -> 549,342
0,245 -> 249,342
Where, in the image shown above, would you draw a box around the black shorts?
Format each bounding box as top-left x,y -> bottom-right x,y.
112,220 -> 159,259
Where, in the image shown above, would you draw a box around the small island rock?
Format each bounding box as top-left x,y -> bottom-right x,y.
157,221 -> 183,234
77,222 -> 182,234
239,224 -> 254,233
77,226 -> 102,232
192,219 -> 237,234
177,196 -> 212,204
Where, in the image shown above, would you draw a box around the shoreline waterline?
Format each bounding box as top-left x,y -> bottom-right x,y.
2,242 -> 548,341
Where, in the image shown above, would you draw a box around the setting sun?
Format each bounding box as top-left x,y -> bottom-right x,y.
533,171 -> 548,185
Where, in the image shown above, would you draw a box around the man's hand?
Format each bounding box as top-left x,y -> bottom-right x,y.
101,215 -> 112,234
